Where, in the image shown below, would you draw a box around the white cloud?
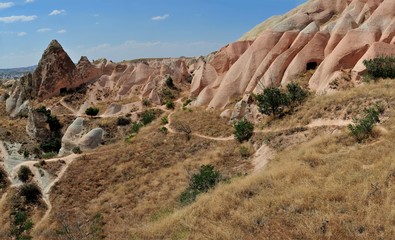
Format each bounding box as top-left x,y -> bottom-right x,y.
151,14 -> 169,21
49,9 -> 66,16
25,0 -> 34,3
37,28 -> 51,33
0,2 -> 15,9
57,29 -> 66,34
17,32 -> 27,37
0,15 -> 37,23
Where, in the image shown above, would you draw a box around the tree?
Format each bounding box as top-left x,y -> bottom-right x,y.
233,118 -> 254,142
287,83 -> 308,105
256,87 -> 289,117
85,107 -> 99,117
19,183 -> 42,204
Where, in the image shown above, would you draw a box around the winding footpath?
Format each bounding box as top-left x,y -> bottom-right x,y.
0,95 -> 353,230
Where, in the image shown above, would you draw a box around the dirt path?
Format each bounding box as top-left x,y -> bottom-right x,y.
33,154 -> 78,230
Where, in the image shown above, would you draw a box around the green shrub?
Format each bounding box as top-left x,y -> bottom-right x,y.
159,126 -> 168,134
256,87 -> 290,117
11,209 -> 33,240
72,146 -> 82,154
140,110 -> 156,125
117,116 -> 131,126
161,116 -> 169,125
35,106 -> 62,133
180,165 -> 222,205
287,83 -> 308,104
348,105 -> 384,142
142,98 -> 151,107
17,166 -> 33,183
41,152 -> 57,159
165,76 -> 175,89
182,99 -> 193,110
40,137 -> 61,153
131,122 -> 144,134
363,56 -> 395,79
233,118 -> 254,143
165,100 -> 175,109
19,183 -> 42,204
85,107 -> 100,117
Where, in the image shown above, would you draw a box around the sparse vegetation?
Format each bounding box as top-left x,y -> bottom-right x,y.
180,165 -> 221,205
348,105 -> 384,142
165,100 -> 175,109
85,107 -> 100,117
116,116 -> 131,126
256,86 -> 289,117
19,183 -> 42,204
11,209 -> 33,240
161,116 -> 169,125
0,167 -> 8,189
142,98 -> 151,107
233,118 -> 254,142
165,76 -> 175,89
363,56 -> 395,79
239,143 -> 254,158
139,109 -> 156,125
72,146 -> 83,154
287,82 -> 308,105
17,166 -> 33,183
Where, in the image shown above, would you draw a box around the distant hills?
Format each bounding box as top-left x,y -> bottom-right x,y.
0,65 -> 36,80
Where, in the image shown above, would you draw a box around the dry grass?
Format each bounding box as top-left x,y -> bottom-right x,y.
127,80 -> 395,239
170,107 -> 233,137
35,114 -> 250,239
259,79 -> 395,130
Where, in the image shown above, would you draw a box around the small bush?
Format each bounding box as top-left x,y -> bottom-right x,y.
180,165 -> 221,205
140,110 -> 156,125
85,107 -> 100,117
161,116 -> 169,125
142,98 -> 151,107
41,152 -> 57,159
72,147 -> 82,154
117,116 -> 131,126
131,122 -> 144,134
159,126 -> 168,134
233,118 -> 254,143
182,99 -> 193,110
19,183 -> 42,204
287,83 -> 308,105
17,166 -> 33,183
11,209 -> 33,240
165,101 -> 175,109
239,144 -> 254,158
348,105 -> 384,142
363,56 -> 395,79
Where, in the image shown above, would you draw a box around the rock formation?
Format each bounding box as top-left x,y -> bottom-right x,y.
7,0 -> 395,119
59,118 -> 103,155
192,0 -> 395,108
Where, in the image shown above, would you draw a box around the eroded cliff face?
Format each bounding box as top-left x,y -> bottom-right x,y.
6,0 -> 395,116
193,0 -> 395,108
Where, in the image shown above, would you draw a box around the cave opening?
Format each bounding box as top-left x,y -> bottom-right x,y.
306,62 -> 318,71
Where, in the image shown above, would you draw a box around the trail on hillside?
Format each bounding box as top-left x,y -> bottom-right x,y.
0,140 -> 80,230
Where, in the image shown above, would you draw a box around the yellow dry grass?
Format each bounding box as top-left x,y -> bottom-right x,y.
129,80 -> 395,239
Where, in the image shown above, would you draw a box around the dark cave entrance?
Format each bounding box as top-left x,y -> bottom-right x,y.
306,62 -> 318,71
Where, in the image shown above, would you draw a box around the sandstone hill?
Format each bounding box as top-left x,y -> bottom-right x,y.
0,0 -> 395,239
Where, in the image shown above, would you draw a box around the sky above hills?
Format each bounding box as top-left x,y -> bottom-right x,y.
0,0 -> 304,68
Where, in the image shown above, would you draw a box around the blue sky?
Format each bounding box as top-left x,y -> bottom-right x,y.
0,0 -> 304,68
